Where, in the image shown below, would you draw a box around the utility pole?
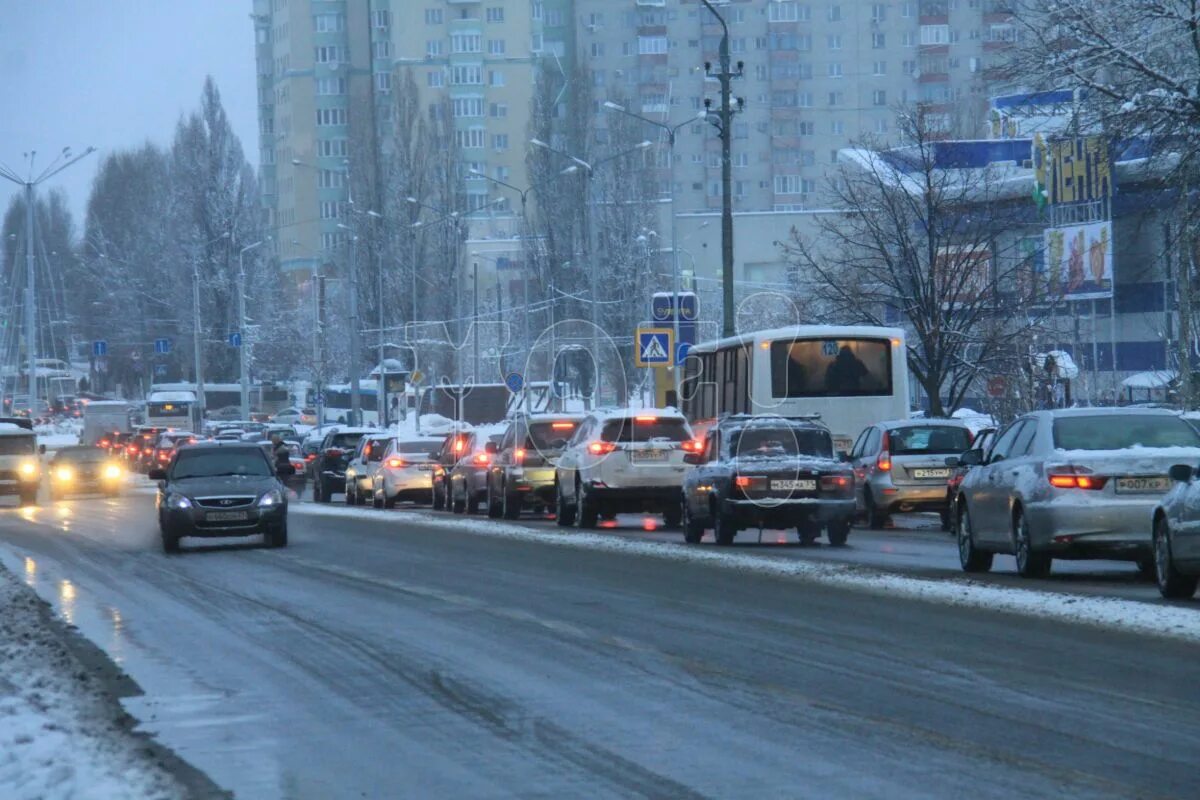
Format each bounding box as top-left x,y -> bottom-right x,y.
0,147 -> 95,408
192,268 -> 204,417
238,239 -> 266,420
349,232 -> 361,426
367,210 -> 388,428
472,258 -> 481,383
701,0 -> 743,339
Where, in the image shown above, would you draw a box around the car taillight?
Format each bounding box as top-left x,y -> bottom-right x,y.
453,437 -> 466,454
474,453 -> 490,465
99,439 -> 109,448
325,448 -> 343,458
681,438 -> 704,453
634,415 -> 657,423
877,431 -> 891,471
551,422 -> 575,430
514,447 -> 526,464
588,441 -> 617,455
305,454 -> 316,462
734,475 -> 767,491
1047,466 -> 1107,490
820,474 -> 852,492
385,457 -> 406,468
158,452 -> 170,461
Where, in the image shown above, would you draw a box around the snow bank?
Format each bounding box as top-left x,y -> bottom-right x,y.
0,561 -> 185,800
293,504 -> 1200,644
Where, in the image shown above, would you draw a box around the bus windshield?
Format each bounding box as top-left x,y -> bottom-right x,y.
770,338 -> 893,398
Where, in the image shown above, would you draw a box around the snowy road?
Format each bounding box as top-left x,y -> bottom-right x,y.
0,491 -> 1197,799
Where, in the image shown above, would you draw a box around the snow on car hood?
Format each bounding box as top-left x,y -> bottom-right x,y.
730,454 -> 845,472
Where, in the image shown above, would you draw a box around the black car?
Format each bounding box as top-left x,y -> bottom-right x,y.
150,442 -> 294,553
681,415 -> 856,546
430,429 -> 473,511
48,446 -> 124,500
311,427 -> 374,503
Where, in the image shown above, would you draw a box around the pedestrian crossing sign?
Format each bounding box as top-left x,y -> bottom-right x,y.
635,327 -> 674,367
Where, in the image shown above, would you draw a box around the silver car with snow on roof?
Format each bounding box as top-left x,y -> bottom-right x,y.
950,407 -> 1200,578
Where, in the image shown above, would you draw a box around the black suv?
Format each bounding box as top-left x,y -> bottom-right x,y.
151,442 -> 295,553
681,416 -> 856,546
311,427 -> 374,503
486,413 -> 583,519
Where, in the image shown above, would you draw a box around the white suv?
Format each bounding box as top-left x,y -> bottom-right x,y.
554,409 -> 697,528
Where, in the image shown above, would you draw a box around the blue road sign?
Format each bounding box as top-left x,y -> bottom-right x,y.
314,392 -> 325,405
92,340 -> 107,357
676,342 -> 691,364
504,372 -> 525,393
228,332 -> 242,348
154,337 -> 172,355
153,364 -> 168,377
635,327 -> 674,367
677,292 -> 698,321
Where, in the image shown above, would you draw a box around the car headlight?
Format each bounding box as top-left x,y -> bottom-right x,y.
18,461 -> 38,479
257,489 -> 283,508
55,466 -> 74,482
165,493 -> 192,510
103,464 -> 122,480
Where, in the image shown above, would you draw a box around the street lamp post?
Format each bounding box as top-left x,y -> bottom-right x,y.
0,147 -> 95,410
237,239 -> 267,420
336,223 -> 362,426
366,210 -> 390,428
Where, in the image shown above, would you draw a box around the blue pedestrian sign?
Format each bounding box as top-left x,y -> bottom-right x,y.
154,337 -> 172,355
635,327 -> 674,368
504,372 -> 524,393
228,332 -> 242,348
92,340 -> 107,357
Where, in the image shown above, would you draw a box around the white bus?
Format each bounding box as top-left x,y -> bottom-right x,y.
681,325 -> 909,454
145,390 -> 200,432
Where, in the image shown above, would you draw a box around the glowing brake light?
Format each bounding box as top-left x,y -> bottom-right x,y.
876,431 -> 891,472
734,475 -> 767,490
473,453 -> 490,465
551,421 -> 575,430
681,438 -> 704,453
453,437 -> 466,453
1047,467 -> 1107,490
634,415 -> 656,423
588,441 -> 617,455
99,439 -> 110,448
325,448 -> 343,458
385,456 -> 406,468
820,474 -> 852,492
514,447 -> 526,464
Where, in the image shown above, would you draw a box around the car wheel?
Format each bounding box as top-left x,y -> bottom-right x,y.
575,482 -> 598,529
267,521 -> 288,548
1154,517 -> 1198,599
465,492 -> 481,515
452,489 -> 466,514
866,488 -> 888,530
555,483 -> 575,527
1014,508 -> 1051,578
682,498 -> 704,544
432,479 -> 445,511
486,481 -> 503,518
316,479 -> 331,504
798,522 -> 821,546
1135,554 -> 1156,581
939,508 -> 952,532
355,482 -> 368,506
713,505 -> 736,546
344,482 -> 356,505
957,502 -> 993,573
161,529 -> 181,554
383,491 -> 397,509
502,483 -> 521,520
372,490 -> 384,509
826,519 -> 851,547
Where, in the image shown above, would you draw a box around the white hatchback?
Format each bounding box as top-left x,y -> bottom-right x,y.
554,409 -> 698,528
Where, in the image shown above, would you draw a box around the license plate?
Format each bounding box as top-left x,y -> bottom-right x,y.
912,468 -> 951,479
770,479 -> 816,491
631,449 -> 667,462
1115,476 -> 1168,494
206,511 -> 249,522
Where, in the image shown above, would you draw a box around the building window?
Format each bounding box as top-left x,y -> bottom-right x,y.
492,133 -> 509,151
873,89 -> 887,106
372,9 -> 390,29
871,3 -> 887,21
317,138 -> 348,157
872,32 -> 886,48
487,38 -> 506,55
456,128 -> 487,149
318,168 -> 346,188
489,102 -> 508,118
451,33 -> 482,53
315,107 -> 348,126
489,69 -> 505,87
638,36 -> 668,55
452,97 -> 485,117
316,77 -> 346,95
768,1 -> 799,22
828,63 -> 843,78
313,13 -> 345,33
319,201 -> 340,220
828,34 -> 842,50
921,25 -> 950,45
486,7 -> 504,22
774,175 -> 805,195
425,8 -> 443,25
591,42 -> 605,58
874,118 -> 889,133
427,40 -> 443,57
830,120 -> 844,134
828,4 -> 842,21
873,60 -> 887,76
452,65 -> 482,85
314,45 -> 348,64
427,70 -> 444,88
373,41 -> 391,59
375,72 -> 391,93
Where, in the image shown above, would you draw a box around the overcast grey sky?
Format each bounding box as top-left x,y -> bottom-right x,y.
0,0 -> 258,231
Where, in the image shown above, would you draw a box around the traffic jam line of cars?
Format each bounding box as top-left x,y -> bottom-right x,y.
286,405 -> 1200,602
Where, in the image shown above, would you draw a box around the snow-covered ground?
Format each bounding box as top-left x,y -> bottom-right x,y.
0,560 -> 185,800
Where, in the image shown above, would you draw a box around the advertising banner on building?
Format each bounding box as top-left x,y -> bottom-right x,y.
1047,135 -> 1112,207
1043,220 -> 1113,299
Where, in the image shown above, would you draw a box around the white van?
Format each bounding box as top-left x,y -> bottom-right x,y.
0,424 -> 42,505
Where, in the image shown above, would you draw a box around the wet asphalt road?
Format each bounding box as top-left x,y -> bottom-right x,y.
0,487 -> 1197,799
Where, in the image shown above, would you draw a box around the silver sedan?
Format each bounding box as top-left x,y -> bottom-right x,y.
1151,462 -> 1200,599
951,407 -> 1200,578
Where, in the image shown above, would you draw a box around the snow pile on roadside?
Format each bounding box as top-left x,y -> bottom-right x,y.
296,504 -> 1200,644
0,562 -> 184,800
35,420 -> 81,451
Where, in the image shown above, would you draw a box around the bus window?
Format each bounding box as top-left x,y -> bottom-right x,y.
770,338 -> 893,398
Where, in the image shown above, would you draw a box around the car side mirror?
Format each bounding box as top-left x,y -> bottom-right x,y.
961,449 -> 983,466
1169,463 -> 1194,483
683,453 -> 704,465
38,444 -> 46,455
148,468 -> 167,481
277,463 -> 296,477
485,441 -> 498,454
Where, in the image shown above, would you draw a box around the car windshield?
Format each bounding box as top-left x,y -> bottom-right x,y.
600,418 -> 690,443
397,440 -> 436,458
889,426 -> 972,455
330,433 -> 364,449
527,420 -> 578,450
0,436 -> 35,455
732,427 -> 834,459
53,448 -> 108,464
172,450 -> 272,479
1053,415 -> 1200,450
